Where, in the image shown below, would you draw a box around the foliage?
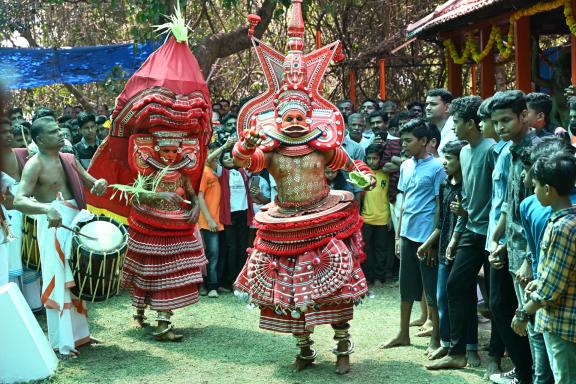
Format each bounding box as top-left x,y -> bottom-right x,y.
2,0 -> 447,116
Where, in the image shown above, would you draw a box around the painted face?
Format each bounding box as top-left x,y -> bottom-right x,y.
425,96 -> 449,121
366,152 -> 381,170
400,132 -> 426,158
451,114 -> 469,141
158,145 -> 179,165
480,118 -> 496,139
491,108 -> 527,143
443,153 -> 460,177
280,109 -> 309,137
348,117 -> 365,142
370,116 -> 387,136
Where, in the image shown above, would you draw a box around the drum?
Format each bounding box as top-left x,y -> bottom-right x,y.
70,216 -> 128,302
21,216 -> 41,271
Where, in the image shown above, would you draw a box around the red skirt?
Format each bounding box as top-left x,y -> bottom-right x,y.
235,192 -> 367,334
122,213 -> 207,311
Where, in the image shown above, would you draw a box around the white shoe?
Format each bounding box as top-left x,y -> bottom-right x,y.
207,290 -> 219,298
490,369 -> 517,384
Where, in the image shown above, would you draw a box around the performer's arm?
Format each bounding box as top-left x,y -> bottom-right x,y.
14,157 -> 62,227
183,175 -> 200,224
232,129 -> 268,173
74,158 -> 108,196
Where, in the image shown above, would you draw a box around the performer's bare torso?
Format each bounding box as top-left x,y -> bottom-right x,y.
26,154 -> 74,203
267,150 -> 331,205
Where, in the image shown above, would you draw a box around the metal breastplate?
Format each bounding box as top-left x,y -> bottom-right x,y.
269,151 -> 329,207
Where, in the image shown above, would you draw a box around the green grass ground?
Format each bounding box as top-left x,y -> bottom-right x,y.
40,283 -> 500,384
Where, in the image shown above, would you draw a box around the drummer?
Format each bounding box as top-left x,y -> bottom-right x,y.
14,116 -> 108,359
0,117 -> 43,312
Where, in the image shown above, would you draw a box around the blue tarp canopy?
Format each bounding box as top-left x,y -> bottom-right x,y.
0,41 -> 161,89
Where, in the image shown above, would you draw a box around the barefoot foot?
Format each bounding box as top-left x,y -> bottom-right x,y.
378,334 -> 410,349
428,346 -> 448,360
483,357 -> 501,379
416,327 -> 433,337
295,355 -> 315,371
335,355 -> 350,375
425,354 -> 467,370
410,317 -> 426,327
466,350 -> 481,367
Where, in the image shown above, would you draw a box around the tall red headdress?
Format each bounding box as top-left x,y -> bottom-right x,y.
87,18 -> 212,221
238,0 -> 346,151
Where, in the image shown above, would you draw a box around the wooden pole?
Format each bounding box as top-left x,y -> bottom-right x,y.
379,59 -> 386,100
480,27 -> 495,97
349,69 -> 357,108
514,17 -> 532,92
447,36 -> 463,97
471,64 -> 477,95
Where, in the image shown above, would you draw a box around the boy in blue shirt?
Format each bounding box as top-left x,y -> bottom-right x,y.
381,119 -> 446,352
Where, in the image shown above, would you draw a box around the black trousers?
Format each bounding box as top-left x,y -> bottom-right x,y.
220,210 -> 249,287
489,265 -> 533,381
447,229 -> 486,356
361,223 -> 395,282
482,259 -> 506,359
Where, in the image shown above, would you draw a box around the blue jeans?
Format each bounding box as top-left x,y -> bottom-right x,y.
437,261 -> 478,350
201,229 -> 220,291
513,279 -> 553,384
543,331 -> 576,384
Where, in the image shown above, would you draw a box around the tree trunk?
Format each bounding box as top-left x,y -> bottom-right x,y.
192,0 -> 278,76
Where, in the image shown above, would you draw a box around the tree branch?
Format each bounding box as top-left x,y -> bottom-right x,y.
192,0 -> 278,76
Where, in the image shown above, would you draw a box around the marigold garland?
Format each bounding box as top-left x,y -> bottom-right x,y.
443,0 -> 575,65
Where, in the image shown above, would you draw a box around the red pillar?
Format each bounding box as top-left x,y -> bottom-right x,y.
515,17 -> 532,92
315,29 -> 321,49
379,59 -> 386,100
480,27 -> 495,97
349,69 -> 357,108
447,37 -> 463,96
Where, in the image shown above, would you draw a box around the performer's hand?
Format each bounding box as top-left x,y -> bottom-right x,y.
91,179 -> 108,196
156,192 -> 185,205
1,188 -> 14,210
243,128 -> 266,148
187,205 -> 200,224
46,207 -> 62,228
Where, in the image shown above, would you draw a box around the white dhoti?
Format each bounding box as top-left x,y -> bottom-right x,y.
7,208 -> 23,283
36,199 -> 93,355
0,205 -> 11,286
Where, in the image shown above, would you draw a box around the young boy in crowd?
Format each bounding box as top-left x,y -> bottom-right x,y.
417,140 -> 479,363
477,96 -> 508,379
361,144 -> 394,288
526,92 -> 555,138
512,152 -> 576,384
513,138 -> 576,384
427,96 -> 493,370
73,112 -> 100,169
381,119 -> 446,352
489,90 -> 537,384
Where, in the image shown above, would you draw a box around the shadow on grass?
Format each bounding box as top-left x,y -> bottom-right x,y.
270,358 -> 483,384
59,343 -> 173,381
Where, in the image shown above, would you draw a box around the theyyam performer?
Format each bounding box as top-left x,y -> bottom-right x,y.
233,0 -> 376,374
87,7 -> 211,342
14,116 -> 108,358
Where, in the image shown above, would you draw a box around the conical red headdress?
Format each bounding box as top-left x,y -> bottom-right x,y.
238,0 -> 346,151
87,30 -> 212,220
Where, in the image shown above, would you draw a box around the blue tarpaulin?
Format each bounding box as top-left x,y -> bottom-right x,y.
0,41 -> 161,89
